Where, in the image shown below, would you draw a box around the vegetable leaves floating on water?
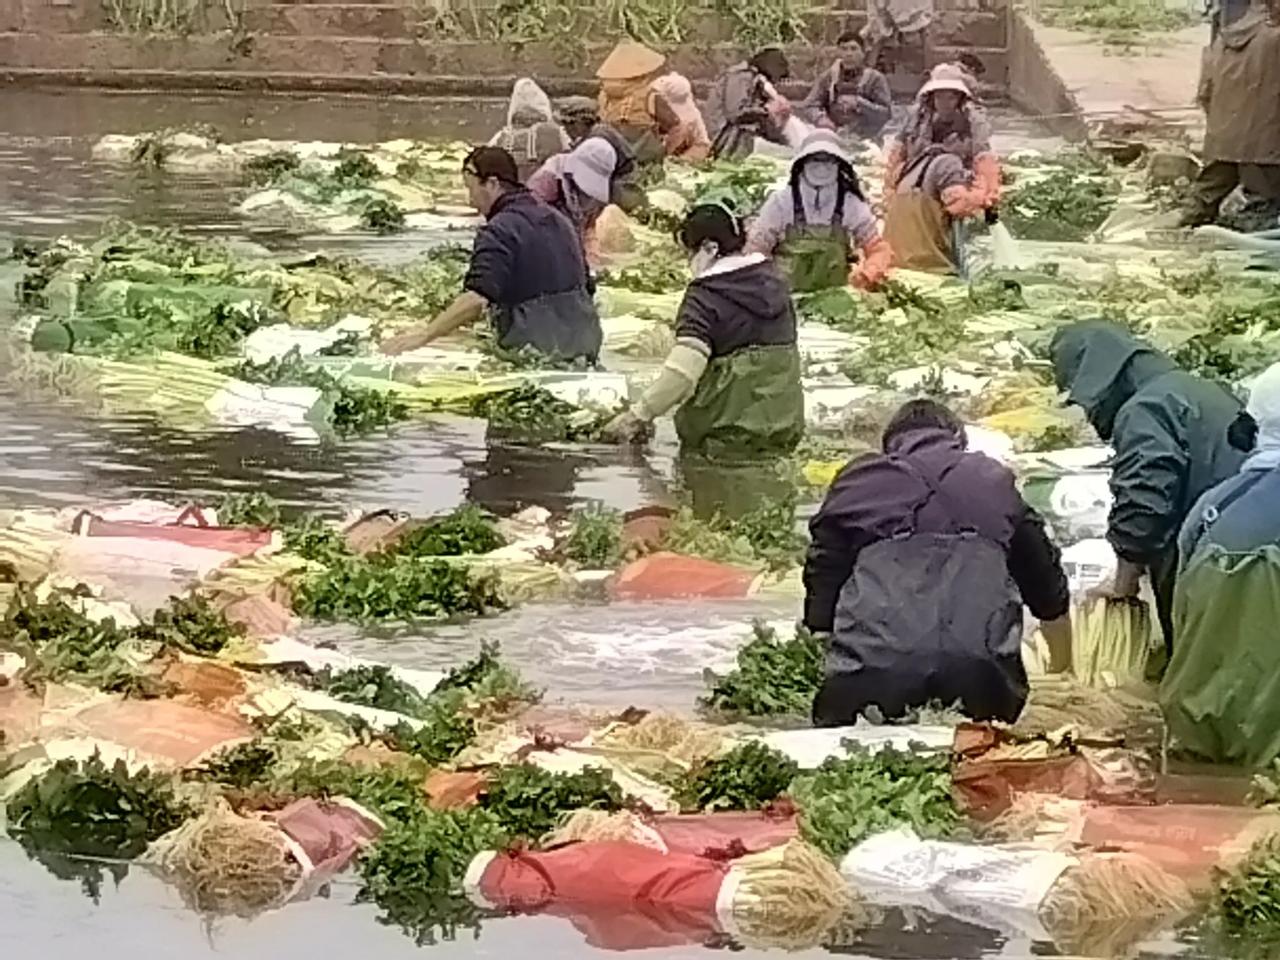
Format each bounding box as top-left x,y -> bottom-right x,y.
563,504 -> 624,568
317,663 -> 432,717
361,198 -> 407,235
132,593 -> 243,657
217,492 -> 283,528
243,150 -> 301,187
391,505 -> 505,558
468,382 -> 623,443
701,622 -> 824,718
480,764 -> 624,840
293,554 -> 503,622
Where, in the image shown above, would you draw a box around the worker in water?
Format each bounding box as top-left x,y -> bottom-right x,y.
1181,0 -> 1280,228
651,72 -> 711,163
487,77 -> 570,181
799,33 -> 893,142
806,398 -> 1072,726
1162,361 -> 1280,766
595,39 -> 669,164
881,63 -> 1001,273
601,199 -> 804,462
527,136 -> 619,256
1050,321 -> 1244,654
555,96 -> 645,212
706,47 -> 794,160
381,146 -> 600,363
747,130 -> 892,293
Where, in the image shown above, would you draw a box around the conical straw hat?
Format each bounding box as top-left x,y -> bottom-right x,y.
596,40 -> 666,80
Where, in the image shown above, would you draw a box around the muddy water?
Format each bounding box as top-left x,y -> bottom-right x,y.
0,88 -> 1212,959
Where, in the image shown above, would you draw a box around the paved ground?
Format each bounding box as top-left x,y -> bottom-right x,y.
1030,22 -> 1210,143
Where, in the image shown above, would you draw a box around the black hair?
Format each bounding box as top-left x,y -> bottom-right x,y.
463,145 -> 520,187
789,148 -> 865,202
750,47 -> 791,83
677,202 -> 746,255
1228,410 -> 1259,452
882,399 -> 965,451
957,52 -> 987,76
836,31 -> 863,47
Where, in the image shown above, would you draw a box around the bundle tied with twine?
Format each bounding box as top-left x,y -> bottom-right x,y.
1039,852 -> 1194,956
545,808 -> 665,850
594,713 -> 726,776
726,839 -> 872,950
145,800 -> 303,917
1013,674 -> 1162,740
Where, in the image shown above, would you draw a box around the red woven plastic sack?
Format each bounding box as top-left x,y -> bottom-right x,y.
469,842 -> 727,950
272,798 -> 383,874
1077,804 -> 1280,887
612,553 -> 758,600
653,811 -> 798,857
74,507 -> 272,556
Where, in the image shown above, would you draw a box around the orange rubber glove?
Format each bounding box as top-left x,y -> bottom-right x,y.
851,235 -> 893,290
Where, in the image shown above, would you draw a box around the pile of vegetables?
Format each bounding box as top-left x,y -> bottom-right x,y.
1002,151 -> 1122,242
702,622 -> 825,718
467,382 -> 625,443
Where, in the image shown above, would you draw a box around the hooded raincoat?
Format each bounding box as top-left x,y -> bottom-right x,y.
805,426 -> 1069,726
633,253 -> 803,461
1161,362 -> 1280,765
488,78 -> 571,181
1050,322 -> 1244,647
746,132 -> 893,292
651,73 -> 711,162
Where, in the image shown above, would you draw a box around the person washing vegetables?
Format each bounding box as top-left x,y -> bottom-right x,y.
881,63 -> 1000,273
381,146 -> 601,363
601,199 -> 803,461
1162,361 -> 1280,766
805,399 -> 1073,726
1050,321 -> 1244,654
745,130 -> 892,293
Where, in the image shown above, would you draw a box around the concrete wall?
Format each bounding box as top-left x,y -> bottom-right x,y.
1006,10 -> 1086,140
1,0 -> 1015,96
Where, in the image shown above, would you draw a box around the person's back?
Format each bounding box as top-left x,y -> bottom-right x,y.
806,401 -> 1069,725
490,78 -> 570,181
470,187 -> 601,361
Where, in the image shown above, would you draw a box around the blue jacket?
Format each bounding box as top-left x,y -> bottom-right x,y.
1178,451 -> 1280,570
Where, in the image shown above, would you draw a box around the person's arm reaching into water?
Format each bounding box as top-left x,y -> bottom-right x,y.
381,291 -> 487,354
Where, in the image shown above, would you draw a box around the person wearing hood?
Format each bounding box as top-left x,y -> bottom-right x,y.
746,130 -> 892,292
882,63 -> 1000,273
555,96 -> 645,212
651,72 -> 711,163
1050,321 -> 1244,652
601,199 -> 804,462
1181,0 -> 1280,227
487,77 -> 570,181
382,146 -> 600,363
1162,362 -> 1280,765
527,136 -> 619,257
706,47 -> 794,161
805,398 -> 1072,726
800,34 -> 893,142
595,39 -> 670,164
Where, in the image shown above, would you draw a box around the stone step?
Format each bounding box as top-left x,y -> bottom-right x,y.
244,4 -> 411,38
805,9 -> 1007,46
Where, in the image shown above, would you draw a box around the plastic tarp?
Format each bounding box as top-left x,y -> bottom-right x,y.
68,698 -> 255,768
271,797 -> 383,876
752,724 -> 956,768
205,380 -> 331,439
73,508 -> 274,556
240,316 -> 373,364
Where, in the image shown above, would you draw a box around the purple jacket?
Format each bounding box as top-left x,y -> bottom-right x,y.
803,426 -> 1069,633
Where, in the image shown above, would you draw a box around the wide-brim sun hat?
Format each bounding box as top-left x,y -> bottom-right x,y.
596,40 -> 666,81
791,129 -> 856,171
917,62 -> 972,99
563,137 -> 617,205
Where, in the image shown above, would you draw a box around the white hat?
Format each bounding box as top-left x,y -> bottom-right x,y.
562,137 -> 617,205
917,63 -> 972,100
791,129 -> 855,171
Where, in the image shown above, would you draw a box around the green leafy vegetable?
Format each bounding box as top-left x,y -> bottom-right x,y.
317,664 -> 430,716
361,198 -> 407,235
194,741 -> 280,789
468,382 -> 622,443
663,499 -> 806,573
8,753 -> 189,859
701,622 -> 825,718
391,505 -> 505,558
293,554 -> 503,622
281,513 -> 354,566
673,741 -> 799,812
1,591 -> 147,694
480,764 -> 624,840
563,504 -> 624,568
132,593 -> 243,657
1003,154 -> 1121,242
1212,833 -> 1280,942
791,745 -> 960,862
217,492 -> 283,528
243,150 -> 301,187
